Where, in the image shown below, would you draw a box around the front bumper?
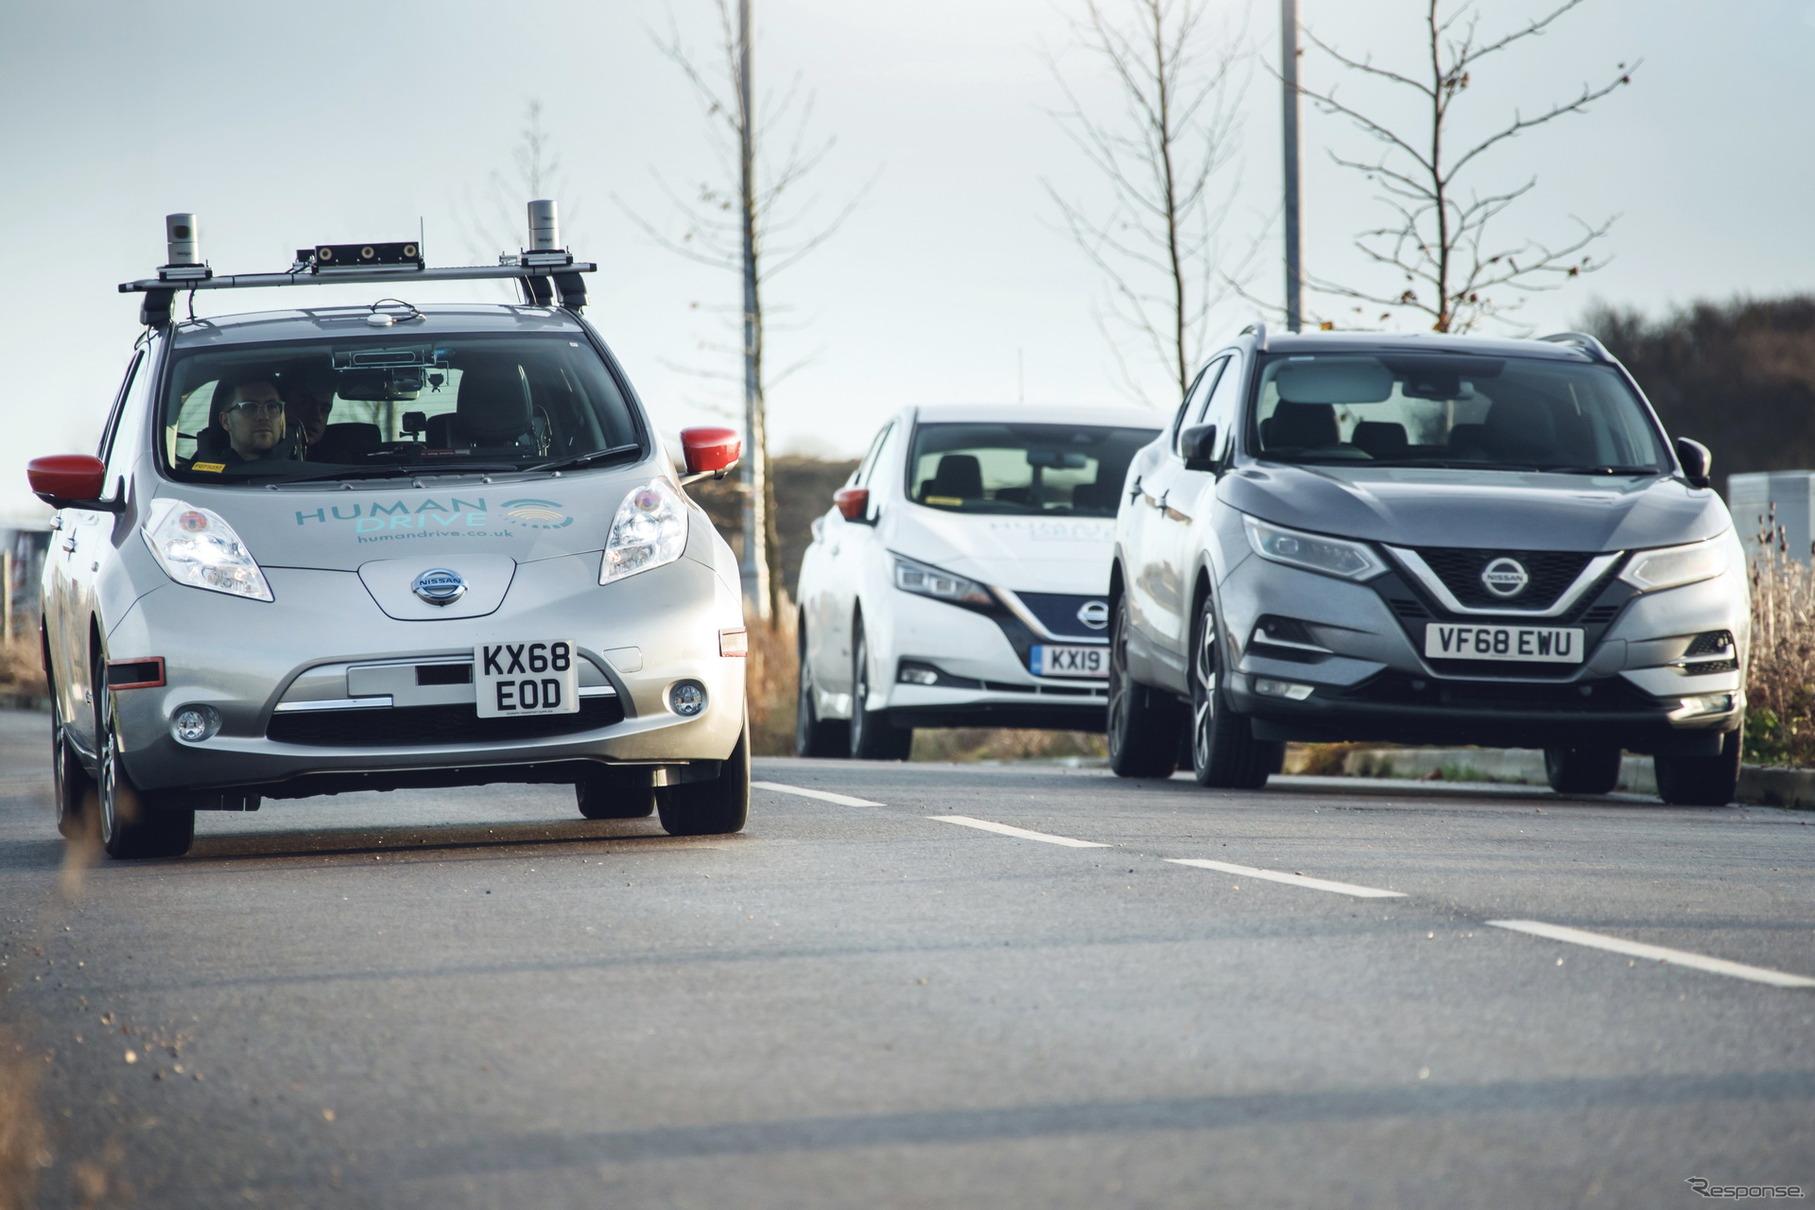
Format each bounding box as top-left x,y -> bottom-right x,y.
103,552 -> 746,797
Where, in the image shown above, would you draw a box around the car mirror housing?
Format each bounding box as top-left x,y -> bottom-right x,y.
678,426 -> 740,484
1178,423 -> 1220,472
834,486 -> 872,523
28,454 -> 121,511
1675,436 -> 1712,489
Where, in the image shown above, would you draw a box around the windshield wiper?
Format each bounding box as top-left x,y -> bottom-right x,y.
1543,465 -> 1661,476
265,462 -> 529,485
525,443 -> 642,474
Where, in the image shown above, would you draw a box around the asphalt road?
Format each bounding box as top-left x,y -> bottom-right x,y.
2,706 -> 1812,1209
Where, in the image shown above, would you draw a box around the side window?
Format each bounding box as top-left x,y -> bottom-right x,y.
1171,359 -> 1222,445
852,422 -> 893,487
97,350 -> 144,464
1200,352 -> 1247,459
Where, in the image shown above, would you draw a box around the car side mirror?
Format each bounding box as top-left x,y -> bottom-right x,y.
1178,423 -> 1220,472
1675,436 -> 1712,489
28,454 -> 121,512
834,486 -> 873,524
678,426 -> 741,485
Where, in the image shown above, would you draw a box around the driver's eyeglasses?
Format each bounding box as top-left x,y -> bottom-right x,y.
226,400 -> 285,417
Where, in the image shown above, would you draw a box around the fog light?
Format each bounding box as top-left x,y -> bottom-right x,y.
171,704 -> 221,742
1671,692 -> 1735,719
898,664 -> 939,686
1253,678 -> 1314,701
668,680 -> 708,717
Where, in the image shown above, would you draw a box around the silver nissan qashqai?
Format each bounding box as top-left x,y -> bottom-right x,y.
31,205 -> 751,859
1108,325 -> 1749,805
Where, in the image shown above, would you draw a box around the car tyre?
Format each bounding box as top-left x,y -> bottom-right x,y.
94,668 -> 194,860
1106,595 -> 1183,779
575,766 -> 657,819
1653,726 -> 1742,807
795,619 -> 850,758
1544,744 -> 1623,795
849,622 -> 912,761
656,719 -> 751,836
51,673 -> 97,841
1189,594 -> 1281,790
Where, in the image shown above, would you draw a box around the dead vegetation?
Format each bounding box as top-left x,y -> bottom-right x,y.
0,641 -> 45,699
1745,529 -> 1815,767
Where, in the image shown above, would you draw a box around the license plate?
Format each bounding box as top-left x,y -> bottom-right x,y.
475,640 -> 580,717
1031,644 -> 1109,678
1423,624 -> 1585,663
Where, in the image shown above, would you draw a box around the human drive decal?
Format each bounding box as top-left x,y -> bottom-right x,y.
291,497 -> 574,542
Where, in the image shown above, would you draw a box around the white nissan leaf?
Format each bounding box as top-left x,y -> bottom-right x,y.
793,404 -> 1161,758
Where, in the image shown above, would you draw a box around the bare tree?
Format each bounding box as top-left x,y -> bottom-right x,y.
623,0 -> 868,621
459,100 -> 578,263
1046,0 -> 1250,404
1297,0 -> 1635,333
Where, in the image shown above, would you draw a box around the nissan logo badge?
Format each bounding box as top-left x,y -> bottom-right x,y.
1480,557 -> 1530,599
1077,599 -> 1110,630
412,568 -> 467,605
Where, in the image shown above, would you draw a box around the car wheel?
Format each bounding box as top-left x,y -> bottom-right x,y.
849,622 -> 912,761
51,675 -> 97,841
795,620 -> 850,758
1653,726 -> 1742,807
1544,744 -> 1623,795
575,766 -> 657,819
1106,595 -> 1183,779
94,670 -> 194,860
1189,594 -> 1281,790
656,719 -> 751,836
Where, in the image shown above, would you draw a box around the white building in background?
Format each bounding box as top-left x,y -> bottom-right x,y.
1729,472 -> 1815,567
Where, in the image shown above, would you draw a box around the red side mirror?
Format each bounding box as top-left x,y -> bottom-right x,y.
28,454 -> 108,505
680,426 -> 741,476
834,486 -> 870,521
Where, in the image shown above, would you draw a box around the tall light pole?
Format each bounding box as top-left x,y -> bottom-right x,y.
737,0 -> 771,618
1281,0 -> 1304,333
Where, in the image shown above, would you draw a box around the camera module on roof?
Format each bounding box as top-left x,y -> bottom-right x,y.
299,241 -> 425,271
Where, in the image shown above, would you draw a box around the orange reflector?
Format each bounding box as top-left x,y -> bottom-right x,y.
719,628 -> 749,657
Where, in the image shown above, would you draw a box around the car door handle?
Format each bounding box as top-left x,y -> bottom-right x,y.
1128,475 -> 1144,505
61,539 -> 77,553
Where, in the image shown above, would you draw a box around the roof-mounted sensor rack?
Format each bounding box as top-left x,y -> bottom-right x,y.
119,199 -> 594,328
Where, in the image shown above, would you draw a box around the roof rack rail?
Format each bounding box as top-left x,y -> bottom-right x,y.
1240,321 -> 1270,352
118,200 -> 595,328
1536,331 -> 1611,362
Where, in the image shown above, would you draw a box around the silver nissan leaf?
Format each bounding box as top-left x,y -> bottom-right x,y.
31,205 -> 751,858
1108,325 -> 1749,805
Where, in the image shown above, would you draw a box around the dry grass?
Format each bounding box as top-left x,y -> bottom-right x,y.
911,728 -> 1106,763
0,640 -> 45,698
1746,538 -> 1815,767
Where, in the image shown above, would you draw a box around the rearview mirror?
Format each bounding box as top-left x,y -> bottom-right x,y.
1178,424 -> 1220,472
834,486 -> 872,523
28,454 -> 120,511
679,426 -> 741,483
1675,436 -> 1712,489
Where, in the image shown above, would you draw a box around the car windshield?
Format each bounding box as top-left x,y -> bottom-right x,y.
908,422 -> 1157,517
158,332 -> 644,483
1249,352 -> 1671,473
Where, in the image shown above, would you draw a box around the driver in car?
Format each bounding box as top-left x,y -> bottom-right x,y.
212,377 -> 294,462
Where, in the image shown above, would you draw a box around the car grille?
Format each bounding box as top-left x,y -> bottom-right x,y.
1409,547 -> 1598,610
1345,673 -> 1657,712
267,698 -> 625,747
1012,591 -> 1110,640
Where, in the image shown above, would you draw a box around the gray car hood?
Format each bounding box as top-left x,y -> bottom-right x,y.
1220,464 -> 1731,552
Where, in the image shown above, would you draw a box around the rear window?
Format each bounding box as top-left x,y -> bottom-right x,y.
1249,353 -> 1670,473
158,332 -> 643,484
907,422 -> 1158,517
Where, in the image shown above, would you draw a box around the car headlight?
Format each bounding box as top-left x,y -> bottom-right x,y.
1620,536 -> 1729,592
601,480 -> 689,585
891,553 -> 994,608
141,499 -> 273,601
1243,516 -> 1386,581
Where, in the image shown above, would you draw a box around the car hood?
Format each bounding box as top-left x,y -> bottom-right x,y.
1219,464 -> 1732,552
151,469 -> 658,572
887,505 -> 1117,594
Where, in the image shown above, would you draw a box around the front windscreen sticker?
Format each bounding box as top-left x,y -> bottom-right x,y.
189,462 -> 226,473
292,496 -> 573,543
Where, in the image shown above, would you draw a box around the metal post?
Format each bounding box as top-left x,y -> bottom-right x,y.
1281,0 -> 1303,333
1,549 -> 11,646
737,0 -> 771,619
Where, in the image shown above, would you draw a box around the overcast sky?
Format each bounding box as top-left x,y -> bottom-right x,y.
3,0 -> 1813,523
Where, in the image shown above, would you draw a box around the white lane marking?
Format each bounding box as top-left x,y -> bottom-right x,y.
930,816 -> 1110,848
1487,920 -> 1815,989
752,781 -> 884,808
1166,858 -> 1408,899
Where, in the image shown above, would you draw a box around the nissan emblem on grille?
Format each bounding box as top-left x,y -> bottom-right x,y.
1077,600 -> 1110,630
1480,557 -> 1531,599
412,568 -> 467,605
